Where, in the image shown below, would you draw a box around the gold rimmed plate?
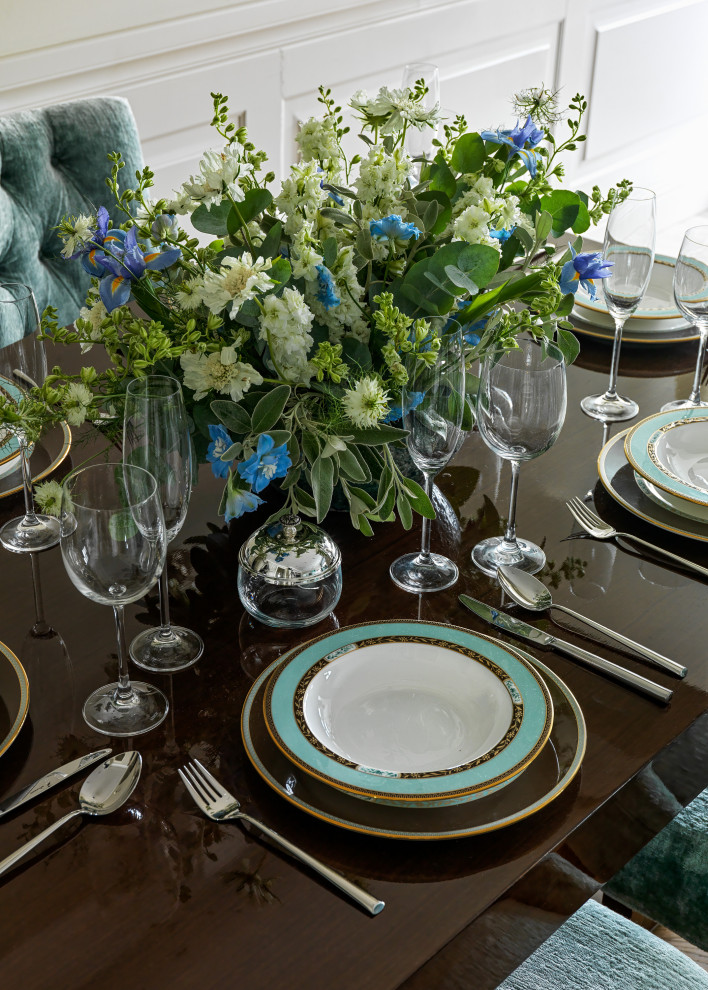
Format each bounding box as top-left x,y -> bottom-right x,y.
0,640 -> 29,758
242,637 -> 585,840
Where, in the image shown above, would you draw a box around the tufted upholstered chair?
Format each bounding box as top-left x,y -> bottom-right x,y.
0,96 -> 143,339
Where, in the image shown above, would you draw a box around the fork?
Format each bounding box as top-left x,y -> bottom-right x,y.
179,759 -> 385,916
566,497 -> 708,581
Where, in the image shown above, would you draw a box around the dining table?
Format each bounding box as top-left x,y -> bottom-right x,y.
0,331 -> 707,990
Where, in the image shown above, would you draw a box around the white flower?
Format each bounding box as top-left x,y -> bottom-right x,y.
354,146 -> 412,221
180,347 -> 263,402
372,86 -> 442,134
259,288 -> 315,384
275,160 -> 328,237
174,277 -> 205,311
62,382 -> 93,427
296,116 -> 340,165
60,214 -> 94,259
454,204 -> 491,245
200,253 -> 273,316
77,297 -> 107,353
33,480 -> 65,518
172,145 -> 253,211
290,226 -> 324,281
342,377 -> 390,428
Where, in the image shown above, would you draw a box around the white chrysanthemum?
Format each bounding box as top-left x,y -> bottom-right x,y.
342,376 -> 390,428
296,116 -> 340,165
33,480 -> 65,518
60,214 -> 94,259
259,288 -> 315,384
200,253 -> 273,316
354,146 -> 412,221
77,296 -> 107,353
62,382 -> 93,427
175,277 -> 206,311
172,145 -> 253,212
275,160 -> 328,237
180,346 -> 263,402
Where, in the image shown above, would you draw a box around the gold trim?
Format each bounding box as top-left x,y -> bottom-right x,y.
625,413 -> 708,508
573,322 -> 699,345
0,421 -> 71,500
646,418 -> 708,497
0,640 -> 29,758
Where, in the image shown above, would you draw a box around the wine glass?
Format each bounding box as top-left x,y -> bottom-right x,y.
581,188 -> 656,422
661,226 -> 708,410
472,337 -> 567,576
401,62 -> 440,164
389,328 -> 465,593
123,375 -> 203,672
60,462 -> 168,736
0,284 -> 61,553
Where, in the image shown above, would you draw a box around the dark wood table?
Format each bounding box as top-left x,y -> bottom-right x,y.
0,334 -> 707,990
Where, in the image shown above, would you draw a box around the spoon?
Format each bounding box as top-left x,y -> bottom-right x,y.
0,751 -> 142,878
497,564 -> 686,679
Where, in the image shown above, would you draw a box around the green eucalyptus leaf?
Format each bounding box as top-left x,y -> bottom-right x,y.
428,151 -> 456,199
258,220 -> 283,260
226,188 -> 273,235
414,190 -> 452,237
340,337 -> 372,370
539,190 -> 581,237
267,257 -> 291,287
191,202 -> 232,236
450,132 -> 486,174
556,327 -> 580,365
535,210 -> 553,242
444,265 -> 479,295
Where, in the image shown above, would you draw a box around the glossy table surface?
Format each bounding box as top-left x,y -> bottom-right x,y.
1,334 -> 708,990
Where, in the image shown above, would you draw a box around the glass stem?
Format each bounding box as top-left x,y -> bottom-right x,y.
19,439 -> 38,526
157,567 -> 173,640
113,605 -> 135,703
29,552 -> 51,636
501,460 -> 521,551
418,472 -> 434,564
688,331 -> 708,404
604,317 -> 626,400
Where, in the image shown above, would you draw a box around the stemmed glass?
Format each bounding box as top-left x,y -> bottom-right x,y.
581,188 -> 656,422
661,226 -> 708,410
390,328 -> 465,593
123,375 -> 203,672
0,284 -> 61,553
472,337 -> 567,576
60,462 -> 168,736
401,62 -> 440,164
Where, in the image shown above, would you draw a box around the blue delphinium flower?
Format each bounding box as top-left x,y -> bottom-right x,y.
370,215 -> 422,243
224,485 -> 263,522
462,316 -> 491,347
560,244 -> 614,301
320,179 -> 344,206
96,227 -> 182,312
206,424 -> 233,480
151,213 -> 179,241
480,115 -> 544,177
383,390 -> 425,424
489,226 -> 514,243
315,264 -> 340,310
237,434 -> 292,493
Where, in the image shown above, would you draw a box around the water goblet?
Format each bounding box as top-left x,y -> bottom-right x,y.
0,283 -> 61,553
60,462 -> 168,736
581,187 -> 656,422
661,226 -> 708,411
123,375 -> 204,672
389,328 -> 465,593
471,337 -> 567,576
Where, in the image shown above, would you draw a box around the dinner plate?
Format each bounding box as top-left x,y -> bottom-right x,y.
242,639 -> 585,840
634,472 -> 708,524
571,311 -> 698,346
0,420 -> 71,500
0,639 -> 29,758
625,409 -> 708,507
0,376 -> 23,480
576,254 -> 682,322
598,430 -> 708,541
264,620 -> 553,804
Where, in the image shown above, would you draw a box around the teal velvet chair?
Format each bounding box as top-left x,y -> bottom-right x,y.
498,898 -> 708,990
0,96 -> 143,341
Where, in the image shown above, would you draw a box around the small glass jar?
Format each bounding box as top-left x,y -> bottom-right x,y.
237,513 -> 342,628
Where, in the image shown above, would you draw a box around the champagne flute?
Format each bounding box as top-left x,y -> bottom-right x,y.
472,337 -> 566,576
581,188 -> 656,422
0,284 -> 61,553
661,226 -> 708,410
60,463 -> 168,736
389,328 -> 465,593
123,375 -> 204,672
401,62 -> 440,165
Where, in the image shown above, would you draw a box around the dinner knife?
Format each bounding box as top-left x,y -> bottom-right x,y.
0,748 -> 112,817
458,595 -> 673,705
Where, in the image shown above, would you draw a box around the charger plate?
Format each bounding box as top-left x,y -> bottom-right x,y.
264,620 -> 553,803
242,638 -> 585,840
0,420 -> 71,500
0,376 -> 22,480
598,430 -> 708,541
625,409 -> 708,507
0,640 -> 29,758
634,473 -> 708,524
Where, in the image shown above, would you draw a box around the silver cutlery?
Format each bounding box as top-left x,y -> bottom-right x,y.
566,496 -> 708,581
497,565 -> 686,679
0,748 -> 113,818
0,752 -> 141,878
459,594 -> 673,704
179,759 -> 385,916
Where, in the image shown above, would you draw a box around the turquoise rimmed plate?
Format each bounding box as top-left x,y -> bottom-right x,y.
264,620 -> 553,804
0,640 -> 29,758
0,375 -> 23,480
625,409 -> 708,508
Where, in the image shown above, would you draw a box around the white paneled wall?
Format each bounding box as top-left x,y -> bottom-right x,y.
2,0 -> 707,249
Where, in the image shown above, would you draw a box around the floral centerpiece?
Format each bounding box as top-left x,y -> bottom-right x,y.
1,83 -> 625,532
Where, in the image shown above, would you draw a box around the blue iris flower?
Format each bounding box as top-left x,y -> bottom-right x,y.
369,215 -> 422,243
206,424 -> 233,480
224,486 -> 263,522
559,244 -> 614,302
383,390 -> 425,424
315,264 -> 340,310
480,115 -> 544,177
236,434 -> 292,494
79,206 -> 127,276
96,227 -> 182,312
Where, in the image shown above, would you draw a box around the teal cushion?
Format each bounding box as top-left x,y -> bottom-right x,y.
606,786 -> 708,951
0,96 -> 142,339
499,898 -> 708,990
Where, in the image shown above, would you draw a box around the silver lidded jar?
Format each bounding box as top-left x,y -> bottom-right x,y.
237,513 -> 342,628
